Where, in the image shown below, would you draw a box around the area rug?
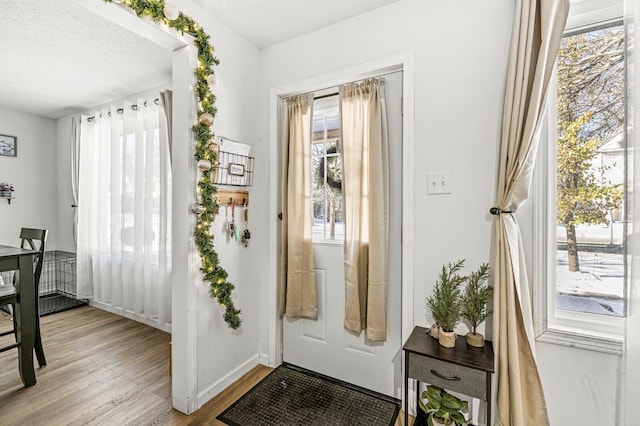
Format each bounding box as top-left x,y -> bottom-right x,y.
217,363 -> 400,426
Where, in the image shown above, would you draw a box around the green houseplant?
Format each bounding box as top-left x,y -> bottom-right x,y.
460,263 -> 492,348
426,260 -> 465,348
419,385 -> 469,426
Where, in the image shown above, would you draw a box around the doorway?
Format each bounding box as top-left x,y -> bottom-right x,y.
281,70 -> 403,397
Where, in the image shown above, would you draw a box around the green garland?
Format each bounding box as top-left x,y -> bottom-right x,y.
104,0 -> 241,329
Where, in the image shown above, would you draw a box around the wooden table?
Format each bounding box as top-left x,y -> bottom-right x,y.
403,326 -> 494,426
0,245 -> 38,387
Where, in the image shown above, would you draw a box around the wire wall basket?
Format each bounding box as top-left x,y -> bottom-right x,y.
212,150 -> 255,187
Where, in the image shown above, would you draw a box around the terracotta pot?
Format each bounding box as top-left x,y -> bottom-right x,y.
429,324 -> 441,339
438,330 -> 456,348
466,332 -> 485,348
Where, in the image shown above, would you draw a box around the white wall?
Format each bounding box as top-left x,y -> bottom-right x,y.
537,342 -> 621,424
55,115 -> 75,252
173,1 -> 264,407
0,108 -> 59,248
257,0 -> 620,423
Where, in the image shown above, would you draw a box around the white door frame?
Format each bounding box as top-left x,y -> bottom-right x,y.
266,52 -> 415,398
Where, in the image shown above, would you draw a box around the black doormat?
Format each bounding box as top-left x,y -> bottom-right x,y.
217,363 -> 400,426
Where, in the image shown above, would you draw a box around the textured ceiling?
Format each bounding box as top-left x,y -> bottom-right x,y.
0,0 -> 172,119
0,0 -> 400,118
192,0 -> 402,48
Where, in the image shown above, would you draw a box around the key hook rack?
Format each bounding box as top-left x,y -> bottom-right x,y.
215,190 -> 249,207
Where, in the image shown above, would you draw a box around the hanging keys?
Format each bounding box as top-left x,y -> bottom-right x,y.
241,202 -> 251,247
229,200 -> 236,239
242,229 -> 251,247
234,200 -> 240,242
224,205 -> 231,240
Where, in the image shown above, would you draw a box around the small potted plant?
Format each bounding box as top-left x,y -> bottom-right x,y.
460,263 -> 492,348
428,319 -> 441,339
418,385 -> 469,426
426,260 -> 465,348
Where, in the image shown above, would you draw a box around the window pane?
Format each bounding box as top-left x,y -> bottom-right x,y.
325,197 -> 344,241
312,198 -> 326,241
311,94 -> 343,243
325,156 -> 342,195
326,138 -> 341,154
311,152 -> 324,192
311,139 -> 326,155
555,22 -> 625,317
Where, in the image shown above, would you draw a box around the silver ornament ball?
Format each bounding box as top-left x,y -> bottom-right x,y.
164,3 -> 180,20
199,113 -> 214,126
207,74 -> 219,86
197,159 -> 212,171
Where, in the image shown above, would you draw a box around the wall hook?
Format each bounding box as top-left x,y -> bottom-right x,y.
214,190 -> 249,207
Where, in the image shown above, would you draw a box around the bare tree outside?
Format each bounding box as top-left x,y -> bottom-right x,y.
556,23 -> 625,273
311,97 -> 344,242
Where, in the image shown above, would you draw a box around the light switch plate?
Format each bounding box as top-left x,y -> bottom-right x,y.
427,172 -> 451,194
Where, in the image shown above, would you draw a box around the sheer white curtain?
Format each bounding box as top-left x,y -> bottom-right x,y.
71,116 -> 80,244
77,97 -> 172,327
622,0 -> 639,423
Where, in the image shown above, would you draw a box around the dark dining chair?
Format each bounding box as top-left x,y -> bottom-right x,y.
0,228 -> 48,367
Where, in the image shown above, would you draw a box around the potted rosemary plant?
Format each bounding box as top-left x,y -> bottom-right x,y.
419,385 -> 469,426
426,260 -> 465,348
460,263 -> 492,348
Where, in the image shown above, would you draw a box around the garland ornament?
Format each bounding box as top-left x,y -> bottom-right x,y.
104,0 -> 241,329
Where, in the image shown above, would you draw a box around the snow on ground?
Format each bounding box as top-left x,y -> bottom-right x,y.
556,249 -> 625,316
556,250 -> 624,299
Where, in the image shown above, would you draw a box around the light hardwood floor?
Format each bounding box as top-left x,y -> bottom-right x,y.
0,306 -> 410,425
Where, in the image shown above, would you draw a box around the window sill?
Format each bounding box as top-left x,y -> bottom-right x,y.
536,326 -> 623,355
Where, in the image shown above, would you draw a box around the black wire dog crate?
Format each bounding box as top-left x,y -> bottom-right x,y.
0,250 -> 87,316
39,251 -> 87,315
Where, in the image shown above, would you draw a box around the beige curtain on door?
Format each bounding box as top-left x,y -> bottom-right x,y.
279,94 -> 317,319
340,78 -> 389,342
492,1 -> 569,425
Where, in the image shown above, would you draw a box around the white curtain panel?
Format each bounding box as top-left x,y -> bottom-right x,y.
160,90 -> 173,166
77,97 -> 172,326
71,116 -> 80,244
622,0 -> 640,423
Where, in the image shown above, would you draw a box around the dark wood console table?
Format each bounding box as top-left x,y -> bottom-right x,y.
403,326 -> 494,426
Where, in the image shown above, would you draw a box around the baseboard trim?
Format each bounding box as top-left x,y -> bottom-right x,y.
89,301 -> 172,333
196,354 -> 260,409
258,352 -> 270,367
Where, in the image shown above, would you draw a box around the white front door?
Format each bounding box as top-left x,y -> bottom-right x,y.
283,70 -> 403,397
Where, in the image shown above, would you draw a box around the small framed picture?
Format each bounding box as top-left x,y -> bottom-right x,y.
0,134 -> 17,157
228,163 -> 245,176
